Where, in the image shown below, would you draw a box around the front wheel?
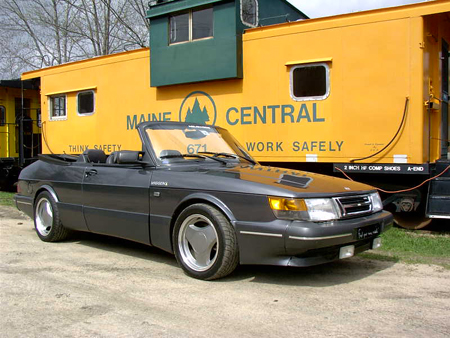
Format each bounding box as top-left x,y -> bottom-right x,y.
34,191 -> 71,242
173,203 -> 239,280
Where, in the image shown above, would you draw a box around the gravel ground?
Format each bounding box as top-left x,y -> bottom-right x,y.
1,205 -> 449,338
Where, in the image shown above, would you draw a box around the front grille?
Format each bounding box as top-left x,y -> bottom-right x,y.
335,195 -> 372,218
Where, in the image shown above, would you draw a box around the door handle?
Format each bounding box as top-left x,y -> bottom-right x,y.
85,169 -> 98,177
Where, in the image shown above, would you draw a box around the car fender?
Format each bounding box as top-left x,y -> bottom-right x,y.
176,192 -> 237,223
34,184 -> 60,204
150,192 -> 238,254
16,184 -> 61,220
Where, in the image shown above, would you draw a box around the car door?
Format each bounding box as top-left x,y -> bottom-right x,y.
82,164 -> 153,244
35,161 -> 89,232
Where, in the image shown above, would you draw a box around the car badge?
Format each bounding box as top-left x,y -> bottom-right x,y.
344,187 -> 351,190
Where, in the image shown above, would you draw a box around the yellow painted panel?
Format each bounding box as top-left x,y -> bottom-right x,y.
285,58 -> 332,66
46,86 -> 96,96
0,86 -> 40,158
23,2 -> 450,166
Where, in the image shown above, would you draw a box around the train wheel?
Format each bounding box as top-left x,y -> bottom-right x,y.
393,212 -> 432,230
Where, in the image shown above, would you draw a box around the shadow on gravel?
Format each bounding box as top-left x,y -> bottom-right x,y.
4,202 -> 398,286
225,258 -> 396,286
65,231 -> 395,286
0,205 -> 28,220
66,231 -> 178,267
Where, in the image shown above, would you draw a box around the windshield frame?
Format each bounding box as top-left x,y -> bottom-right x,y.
137,121 -> 256,167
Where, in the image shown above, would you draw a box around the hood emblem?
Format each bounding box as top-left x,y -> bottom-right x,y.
344,187 -> 351,191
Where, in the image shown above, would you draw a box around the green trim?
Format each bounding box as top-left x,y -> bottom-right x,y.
147,0 -> 225,18
150,1 -> 240,87
148,0 -> 305,86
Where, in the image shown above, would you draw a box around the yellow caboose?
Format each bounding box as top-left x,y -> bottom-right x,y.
0,79 -> 41,190
21,0 -> 450,228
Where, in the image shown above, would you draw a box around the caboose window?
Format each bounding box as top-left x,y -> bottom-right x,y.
290,63 -> 330,101
77,90 -> 95,115
0,105 -> 5,126
169,7 -> 213,44
49,95 -> 67,120
241,0 -> 259,27
170,12 -> 189,43
192,8 -> 213,40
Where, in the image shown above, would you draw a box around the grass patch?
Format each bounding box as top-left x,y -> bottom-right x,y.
0,191 -> 15,207
361,227 -> 450,269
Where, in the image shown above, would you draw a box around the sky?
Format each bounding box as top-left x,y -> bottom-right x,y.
287,0 -> 431,18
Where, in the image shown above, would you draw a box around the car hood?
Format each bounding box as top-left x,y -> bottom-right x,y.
155,164 -> 375,197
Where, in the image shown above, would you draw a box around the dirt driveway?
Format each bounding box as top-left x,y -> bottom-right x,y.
1,205 -> 449,338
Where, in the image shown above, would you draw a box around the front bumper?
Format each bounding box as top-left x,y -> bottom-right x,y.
234,210 -> 393,267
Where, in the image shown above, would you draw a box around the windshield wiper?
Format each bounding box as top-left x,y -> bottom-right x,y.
197,152 -> 257,165
160,153 -> 228,165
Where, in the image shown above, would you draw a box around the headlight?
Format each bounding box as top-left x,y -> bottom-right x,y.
268,197 -> 340,221
304,198 -> 341,221
369,192 -> 383,212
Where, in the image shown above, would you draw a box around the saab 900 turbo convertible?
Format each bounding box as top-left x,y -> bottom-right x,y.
15,122 -> 393,280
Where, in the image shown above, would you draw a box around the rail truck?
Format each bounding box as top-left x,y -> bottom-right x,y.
21,0 -> 450,229
0,79 -> 41,190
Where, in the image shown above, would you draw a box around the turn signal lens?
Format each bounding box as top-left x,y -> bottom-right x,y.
268,197 -> 307,211
268,197 -> 308,221
268,196 -> 340,221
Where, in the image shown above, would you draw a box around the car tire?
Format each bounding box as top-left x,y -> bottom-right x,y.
173,203 -> 239,280
34,191 -> 71,242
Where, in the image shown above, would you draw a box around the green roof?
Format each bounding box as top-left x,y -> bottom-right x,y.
147,0 -> 225,18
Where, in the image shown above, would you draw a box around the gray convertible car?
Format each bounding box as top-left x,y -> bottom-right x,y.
15,122 -> 393,280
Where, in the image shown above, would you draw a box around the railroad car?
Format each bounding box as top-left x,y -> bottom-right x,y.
0,79 -> 41,190
21,0 -> 450,228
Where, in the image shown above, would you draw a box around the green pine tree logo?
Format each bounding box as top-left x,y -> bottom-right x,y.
185,98 -> 210,124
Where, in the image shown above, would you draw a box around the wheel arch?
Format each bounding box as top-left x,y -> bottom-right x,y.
168,193 -> 237,251
34,185 -> 60,205
33,184 -> 72,242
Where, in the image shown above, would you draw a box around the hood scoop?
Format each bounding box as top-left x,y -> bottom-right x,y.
278,174 -> 312,189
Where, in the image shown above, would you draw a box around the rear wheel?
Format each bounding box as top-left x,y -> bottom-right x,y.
173,203 -> 239,280
34,191 -> 71,242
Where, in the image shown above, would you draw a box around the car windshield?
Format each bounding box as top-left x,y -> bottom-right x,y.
145,124 -> 255,164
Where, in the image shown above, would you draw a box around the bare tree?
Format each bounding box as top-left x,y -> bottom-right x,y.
0,0 -> 149,79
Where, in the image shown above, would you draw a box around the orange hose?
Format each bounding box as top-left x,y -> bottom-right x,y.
334,165 -> 450,194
